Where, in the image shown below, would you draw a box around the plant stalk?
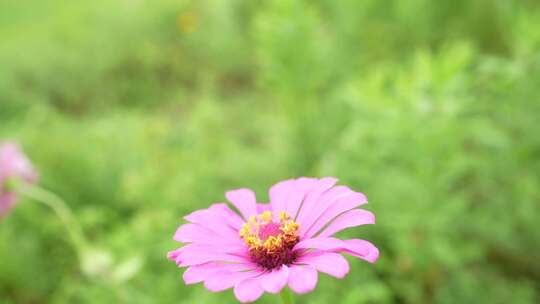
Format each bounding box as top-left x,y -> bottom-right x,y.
280,288 -> 295,304
15,183 -> 88,258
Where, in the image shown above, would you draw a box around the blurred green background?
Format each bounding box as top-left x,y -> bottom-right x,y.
1,0 -> 540,303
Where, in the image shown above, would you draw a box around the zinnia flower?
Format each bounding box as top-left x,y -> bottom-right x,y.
0,142 -> 38,217
168,177 -> 379,302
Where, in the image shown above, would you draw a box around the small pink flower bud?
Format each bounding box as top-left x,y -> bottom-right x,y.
0,141 -> 38,218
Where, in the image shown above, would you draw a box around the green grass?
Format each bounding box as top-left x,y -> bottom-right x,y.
1,0 -> 540,303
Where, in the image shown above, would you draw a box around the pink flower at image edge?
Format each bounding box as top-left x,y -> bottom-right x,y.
0,142 -> 38,217
168,177 -> 379,303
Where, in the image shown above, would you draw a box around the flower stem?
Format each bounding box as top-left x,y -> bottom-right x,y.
280,288 -> 295,304
15,184 -> 88,258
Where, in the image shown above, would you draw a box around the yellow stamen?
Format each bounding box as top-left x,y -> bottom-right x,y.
280,221 -> 299,234
263,236 -> 282,252
260,211 -> 272,223
239,211 -> 300,254
279,211 -> 290,222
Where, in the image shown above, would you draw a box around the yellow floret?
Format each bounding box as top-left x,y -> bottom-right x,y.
263,235 -> 283,251
279,211 -> 290,222
280,221 -> 299,234
240,211 -> 300,252
239,223 -> 251,237
245,236 -> 261,247
259,211 -> 272,223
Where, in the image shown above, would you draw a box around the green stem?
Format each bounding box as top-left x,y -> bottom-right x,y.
280,288 -> 294,304
15,184 -> 88,258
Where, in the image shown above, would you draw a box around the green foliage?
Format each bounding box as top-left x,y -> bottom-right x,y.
1,0 -> 540,303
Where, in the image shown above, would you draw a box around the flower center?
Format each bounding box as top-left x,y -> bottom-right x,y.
239,211 -> 300,270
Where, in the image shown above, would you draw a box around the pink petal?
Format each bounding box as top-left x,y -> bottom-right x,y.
283,177 -> 319,218
183,212 -> 238,238
0,142 -> 38,184
303,191 -> 368,238
317,209 -> 375,238
204,269 -> 261,292
175,245 -> 249,266
178,243 -> 248,257
175,253 -> 221,267
295,177 -> 338,224
298,186 -> 352,236
269,178 -> 295,214
295,237 -> 345,251
225,188 -> 258,220
297,252 -> 349,278
183,263 -> 222,284
295,237 -> 379,264
287,265 -> 318,294
234,276 -> 265,303
269,178 -> 322,219
209,203 -> 245,228
184,263 -> 255,284
341,239 -> 379,264
173,224 -> 242,246
183,264 -> 215,284
185,204 -> 244,232
167,248 -> 181,261
256,203 -> 271,213
173,224 -> 207,243
260,265 -> 289,294
0,142 -> 38,218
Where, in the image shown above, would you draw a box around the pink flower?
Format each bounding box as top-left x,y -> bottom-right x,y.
0,142 -> 38,217
168,177 -> 379,303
